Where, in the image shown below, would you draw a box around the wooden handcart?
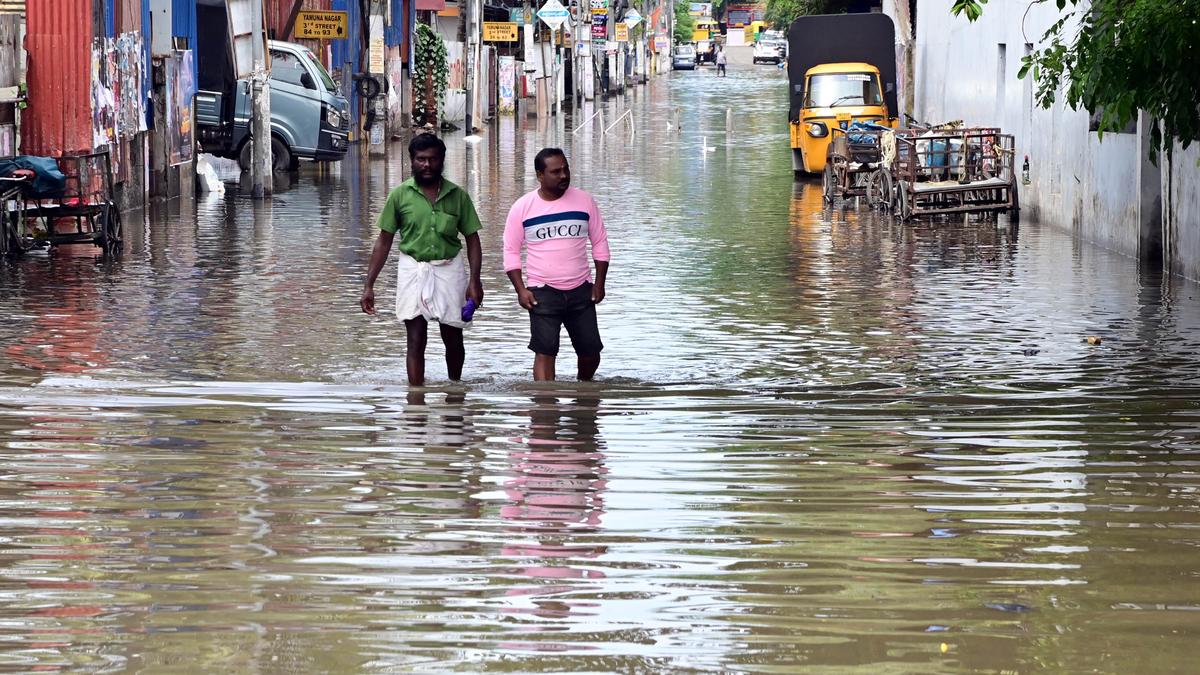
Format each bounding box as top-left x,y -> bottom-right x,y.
1,151 -> 123,257
888,128 -> 1019,221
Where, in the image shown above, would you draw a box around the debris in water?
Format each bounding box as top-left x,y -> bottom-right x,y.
1087,336 -> 1102,345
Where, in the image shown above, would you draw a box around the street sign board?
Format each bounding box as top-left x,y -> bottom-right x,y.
654,34 -> 669,50
615,23 -> 628,41
483,22 -> 519,41
624,9 -> 641,27
537,0 -> 569,30
296,10 -> 348,39
509,7 -> 524,23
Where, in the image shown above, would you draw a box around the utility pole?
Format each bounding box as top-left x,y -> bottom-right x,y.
249,0 -> 272,198
464,0 -> 475,134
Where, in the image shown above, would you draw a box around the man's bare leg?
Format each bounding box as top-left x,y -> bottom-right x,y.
534,354 -> 556,381
404,317 -> 428,386
440,323 -> 465,380
578,354 -> 600,381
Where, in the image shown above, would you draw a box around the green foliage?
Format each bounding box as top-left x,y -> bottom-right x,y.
413,24 -> 449,126
674,0 -> 695,44
763,0 -> 852,30
952,0 -> 1200,159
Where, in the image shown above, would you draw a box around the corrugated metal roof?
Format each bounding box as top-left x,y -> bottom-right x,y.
23,0 -> 94,155
0,0 -> 25,17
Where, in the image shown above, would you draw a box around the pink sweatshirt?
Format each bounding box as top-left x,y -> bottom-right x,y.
503,187 -> 611,290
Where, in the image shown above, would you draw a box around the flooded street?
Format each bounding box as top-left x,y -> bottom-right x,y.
3,64 -> 1200,672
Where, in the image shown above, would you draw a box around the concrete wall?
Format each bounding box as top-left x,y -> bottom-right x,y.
915,0 -> 1199,281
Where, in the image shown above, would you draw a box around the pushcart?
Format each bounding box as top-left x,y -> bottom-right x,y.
0,151 -> 123,257
889,128 -> 1019,221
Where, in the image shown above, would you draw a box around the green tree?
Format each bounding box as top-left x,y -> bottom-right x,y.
674,0 -> 696,43
763,0 -> 852,30
412,24 -> 449,128
952,0 -> 1200,158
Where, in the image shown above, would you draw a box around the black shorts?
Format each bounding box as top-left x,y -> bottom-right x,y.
528,282 -> 604,357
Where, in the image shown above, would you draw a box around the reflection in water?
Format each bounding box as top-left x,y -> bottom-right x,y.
500,395 -> 607,625
0,67 -> 1199,672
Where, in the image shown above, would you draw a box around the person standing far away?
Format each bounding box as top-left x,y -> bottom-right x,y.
504,148 -> 610,381
360,133 -> 484,387
716,48 -> 727,76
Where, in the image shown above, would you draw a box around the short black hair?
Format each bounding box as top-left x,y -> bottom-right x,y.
534,147 -> 567,174
409,133 -> 446,159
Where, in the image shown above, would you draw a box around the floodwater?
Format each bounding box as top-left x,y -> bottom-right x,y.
2,64 -> 1200,673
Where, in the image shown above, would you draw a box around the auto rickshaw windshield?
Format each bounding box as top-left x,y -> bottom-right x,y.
805,73 -> 883,108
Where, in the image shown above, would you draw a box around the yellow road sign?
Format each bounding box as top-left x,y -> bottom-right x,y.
483,22 -> 519,42
296,11 -> 348,39
615,23 -> 629,41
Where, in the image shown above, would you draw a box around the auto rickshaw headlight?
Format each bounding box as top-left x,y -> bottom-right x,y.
807,122 -> 828,137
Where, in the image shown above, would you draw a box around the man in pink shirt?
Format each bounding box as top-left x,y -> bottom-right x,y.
504,148 -> 611,381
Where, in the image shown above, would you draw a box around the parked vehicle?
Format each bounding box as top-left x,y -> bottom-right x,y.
695,40 -> 716,64
195,5 -> 349,172
786,13 -> 898,175
752,40 -> 782,64
672,45 -> 697,70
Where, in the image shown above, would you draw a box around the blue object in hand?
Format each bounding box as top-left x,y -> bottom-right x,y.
462,298 -> 477,322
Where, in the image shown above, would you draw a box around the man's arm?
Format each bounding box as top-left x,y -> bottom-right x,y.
591,260 -> 608,304
361,230 -> 395,315
507,269 -> 538,310
588,199 -> 610,304
503,201 -> 536,309
465,232 -> 483,306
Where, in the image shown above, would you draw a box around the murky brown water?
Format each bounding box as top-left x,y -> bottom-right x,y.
2,65 -> 1200,672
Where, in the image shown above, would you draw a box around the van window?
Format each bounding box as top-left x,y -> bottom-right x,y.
269,49 -> 311,88
303,49 -> 339,93
805,73 -> 882,108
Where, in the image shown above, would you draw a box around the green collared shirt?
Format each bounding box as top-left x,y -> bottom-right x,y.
377,178 -> 482,262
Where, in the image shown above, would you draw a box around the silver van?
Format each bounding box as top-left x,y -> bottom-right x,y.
196,40 -> 350,171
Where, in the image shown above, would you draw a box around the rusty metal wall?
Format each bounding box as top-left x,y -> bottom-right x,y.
267,0 -> 331,41
115,0 -> 139,32
24,0 -> 94,155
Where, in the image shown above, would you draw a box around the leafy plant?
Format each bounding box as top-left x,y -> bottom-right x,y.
952,0 -> 1200,161
412,24 -> 449,127
764,0 -> 852,30
673,0 -> 695,44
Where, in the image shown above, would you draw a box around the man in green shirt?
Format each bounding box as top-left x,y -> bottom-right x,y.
361,134 -> 484,386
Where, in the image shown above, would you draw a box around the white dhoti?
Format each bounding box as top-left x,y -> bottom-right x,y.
395,251 -> 469,328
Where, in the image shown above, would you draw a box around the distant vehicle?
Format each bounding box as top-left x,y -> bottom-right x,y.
672,45 -> 697,70
695,40 -> 716,64
752,40 -> 782,65
195,4 -> 350,173
787,13 -> 898,175
765,38 -> 788,60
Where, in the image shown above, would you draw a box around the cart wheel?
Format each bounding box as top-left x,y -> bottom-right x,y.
898,181 -> 913,220
1008,178 -> 1021,221
97,205 -> 123,257
867,169 -> 894,210
822,164 -> 835,204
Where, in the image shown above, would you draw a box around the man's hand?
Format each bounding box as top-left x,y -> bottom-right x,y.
467,278 -> 484,307
517,288 -> 538,310
360,286 -> 376,315
590,282 -> 606,304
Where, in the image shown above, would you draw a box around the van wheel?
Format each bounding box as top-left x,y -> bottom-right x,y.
238,137 -> 293,173
271,138 -> 292,173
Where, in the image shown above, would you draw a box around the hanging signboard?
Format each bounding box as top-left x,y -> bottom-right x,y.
483,22 -> 519,41
536,0 -> 570,30
296,11 -> 348,39
615,23 -> 628,41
